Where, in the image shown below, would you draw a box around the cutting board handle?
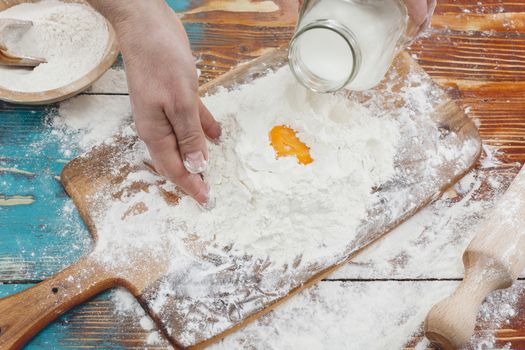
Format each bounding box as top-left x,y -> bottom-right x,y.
0,255 -> 115,350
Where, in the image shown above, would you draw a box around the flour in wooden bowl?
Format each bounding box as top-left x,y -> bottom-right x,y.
0,0 -> 108,92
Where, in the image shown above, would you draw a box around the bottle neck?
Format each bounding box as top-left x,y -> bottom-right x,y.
288,19 -> 361,93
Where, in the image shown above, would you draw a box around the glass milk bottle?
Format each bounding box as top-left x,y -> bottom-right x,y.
288,0 -> 408,92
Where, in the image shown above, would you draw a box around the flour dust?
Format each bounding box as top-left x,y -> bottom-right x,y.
43,56 -> 522,349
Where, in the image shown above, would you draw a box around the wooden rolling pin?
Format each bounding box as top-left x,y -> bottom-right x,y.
425,165 -> 525,349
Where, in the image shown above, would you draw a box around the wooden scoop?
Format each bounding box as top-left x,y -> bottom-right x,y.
0,19 -> 46,67
0,44 -> 46,67
425,165 -> 525,349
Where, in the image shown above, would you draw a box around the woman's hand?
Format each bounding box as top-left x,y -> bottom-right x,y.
404,0 -> 436,39
88,0 -> 220,206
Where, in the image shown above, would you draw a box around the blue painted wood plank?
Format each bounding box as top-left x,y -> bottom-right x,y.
0,1 -> 239,348
0,285 -> 172,349
0,102 -> 91,280
166,0 -> 192,12
0,0 -> 202,284
0,0 -> 199,344
0,285 -> 138,349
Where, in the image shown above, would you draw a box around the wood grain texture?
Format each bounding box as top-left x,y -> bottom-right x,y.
406,279 -> 525,349
0,281 -> 452,350
0,256 -> 117,350
2,0 -> 522,283
48,48 -> 478,350
0,284 -> 172,349
424,167 -> 525,349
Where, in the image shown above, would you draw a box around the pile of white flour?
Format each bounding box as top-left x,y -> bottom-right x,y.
184,68 -> 400,262
92,67 -> 401,266
0,0 -> 108,92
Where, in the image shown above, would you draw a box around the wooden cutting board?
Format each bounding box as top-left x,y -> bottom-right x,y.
0,48 -> 481,350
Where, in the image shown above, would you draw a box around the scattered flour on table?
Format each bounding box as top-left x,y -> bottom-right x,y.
52,95 -> 132,152
110,281 -> 456,350
113,278 -> 522,350
335,157 -> 517,280
110,288 -> 172,348
462,282 -> 522,350
47,62 -> 524,348
335,144 -> 524,349
109,259 -> 524,350
414,338 -> 431,350
0,0 -> 108,92
88,67 -> 128,93
145,331 -> 164,346
209,281 -> 457,350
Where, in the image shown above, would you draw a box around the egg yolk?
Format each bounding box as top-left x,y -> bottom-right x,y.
269,125 -> 313,165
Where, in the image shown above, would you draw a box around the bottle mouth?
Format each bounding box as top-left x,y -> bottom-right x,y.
288,19 -> 361,93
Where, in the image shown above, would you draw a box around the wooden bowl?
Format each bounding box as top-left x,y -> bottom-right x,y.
0,0 -> 119,105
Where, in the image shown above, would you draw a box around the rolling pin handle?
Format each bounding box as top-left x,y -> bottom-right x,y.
424,258 -> 512,350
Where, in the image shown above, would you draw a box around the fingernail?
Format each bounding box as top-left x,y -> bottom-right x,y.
184,151 -> 207,174
199,196 -> 216,211
197,182 -> 215,210
209,124 -> 222,145
215,123 -> 222,140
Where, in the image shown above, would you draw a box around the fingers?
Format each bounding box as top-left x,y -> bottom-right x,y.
404,0 -> 428,27
144,132 -> 210,205
422,0 -> 437,31
199,99 -> 221,141
404,0 -> 436,41
133,101 -> 210,205
165,92 -> 209,175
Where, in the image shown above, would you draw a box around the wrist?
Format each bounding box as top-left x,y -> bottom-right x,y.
88,0 -> 169,36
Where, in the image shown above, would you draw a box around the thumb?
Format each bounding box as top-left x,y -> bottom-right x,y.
405,0 -> 428,26
199,99 -> 221,141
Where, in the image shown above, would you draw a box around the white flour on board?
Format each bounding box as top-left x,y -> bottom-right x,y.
37,0 -> 525,346
91,67 -> 401,267
49,63 -> 519,349
0,0 -> 108,92
48,64 -> 500,349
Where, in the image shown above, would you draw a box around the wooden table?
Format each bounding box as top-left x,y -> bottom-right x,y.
1,0 -> 524,348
